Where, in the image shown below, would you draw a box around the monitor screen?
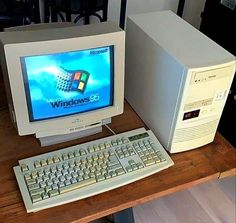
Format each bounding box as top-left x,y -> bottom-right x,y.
21,46 -> 114,122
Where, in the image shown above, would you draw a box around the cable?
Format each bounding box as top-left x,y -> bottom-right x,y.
104,124 -> 116,135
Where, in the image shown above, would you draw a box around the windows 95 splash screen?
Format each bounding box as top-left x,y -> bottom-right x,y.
21,46 -> 114,122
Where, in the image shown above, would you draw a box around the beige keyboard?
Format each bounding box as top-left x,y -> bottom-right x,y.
14,127 -> 174,212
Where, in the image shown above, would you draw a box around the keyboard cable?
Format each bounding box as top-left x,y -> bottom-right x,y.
104,124 -> 116,135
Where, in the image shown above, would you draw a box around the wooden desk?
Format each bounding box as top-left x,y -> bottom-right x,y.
0,101 -> 235,223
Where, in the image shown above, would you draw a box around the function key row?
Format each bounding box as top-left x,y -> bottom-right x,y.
62,149 -> 86,160
33,149 -> 87,169
34,156 -> 60,168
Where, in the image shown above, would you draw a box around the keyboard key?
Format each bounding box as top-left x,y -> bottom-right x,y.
28,183 -> 40,191
53,156 -> 60,163
68,152 -> 74,159
59,178 -> 96,194
96,175 -> 105,182
40,159 -> 47,167
26,179 -> 36,186
143,159 -> 155,166
30,188 -> 44,196
62,153 -> 69,160
42,192 -> 49,200
32,194 -> 42,203
126,166 -> 132,172
74,150 -> 80,157
107,164 -> 122,172
47,157 -> 53,165
34,160 -> 41,168
24,173 -> 31,180
20,164 -> 29,172
48,189 -> 59,197
116,168 -> 125,175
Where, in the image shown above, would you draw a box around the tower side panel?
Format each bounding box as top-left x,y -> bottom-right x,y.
125,18 -> 186,149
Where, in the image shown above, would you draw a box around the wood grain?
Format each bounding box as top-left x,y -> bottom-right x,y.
0,101 -> 235,223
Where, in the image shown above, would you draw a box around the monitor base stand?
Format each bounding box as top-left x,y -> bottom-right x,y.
38,126 -> 102,147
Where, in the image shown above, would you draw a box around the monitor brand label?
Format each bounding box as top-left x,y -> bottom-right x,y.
90,48 -> 108,55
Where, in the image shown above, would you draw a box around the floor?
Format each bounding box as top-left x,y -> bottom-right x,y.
93,175 -> 236,223
133,175 -> 236,223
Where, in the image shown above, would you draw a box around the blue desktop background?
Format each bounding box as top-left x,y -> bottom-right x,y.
21,46 -> 114,121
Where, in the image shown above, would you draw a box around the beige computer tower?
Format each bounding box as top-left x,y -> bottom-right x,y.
125,11 -> 235,153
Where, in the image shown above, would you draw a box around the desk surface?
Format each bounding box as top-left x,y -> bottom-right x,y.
0,101 -> 235,223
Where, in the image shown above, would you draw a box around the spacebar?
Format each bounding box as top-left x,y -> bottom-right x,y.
59,178 -> 96,194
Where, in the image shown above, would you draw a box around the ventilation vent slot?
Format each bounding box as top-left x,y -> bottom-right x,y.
173,120 -> 219,143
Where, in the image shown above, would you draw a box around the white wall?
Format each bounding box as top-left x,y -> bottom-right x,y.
182,0 -> 206,28
107,0 -> 206,29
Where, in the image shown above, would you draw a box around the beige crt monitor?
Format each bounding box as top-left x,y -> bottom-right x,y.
0,22 -> 125,146
125,11 -> 235,153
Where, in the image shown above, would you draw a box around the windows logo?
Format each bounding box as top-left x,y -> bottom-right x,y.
56,67 -> 90,93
